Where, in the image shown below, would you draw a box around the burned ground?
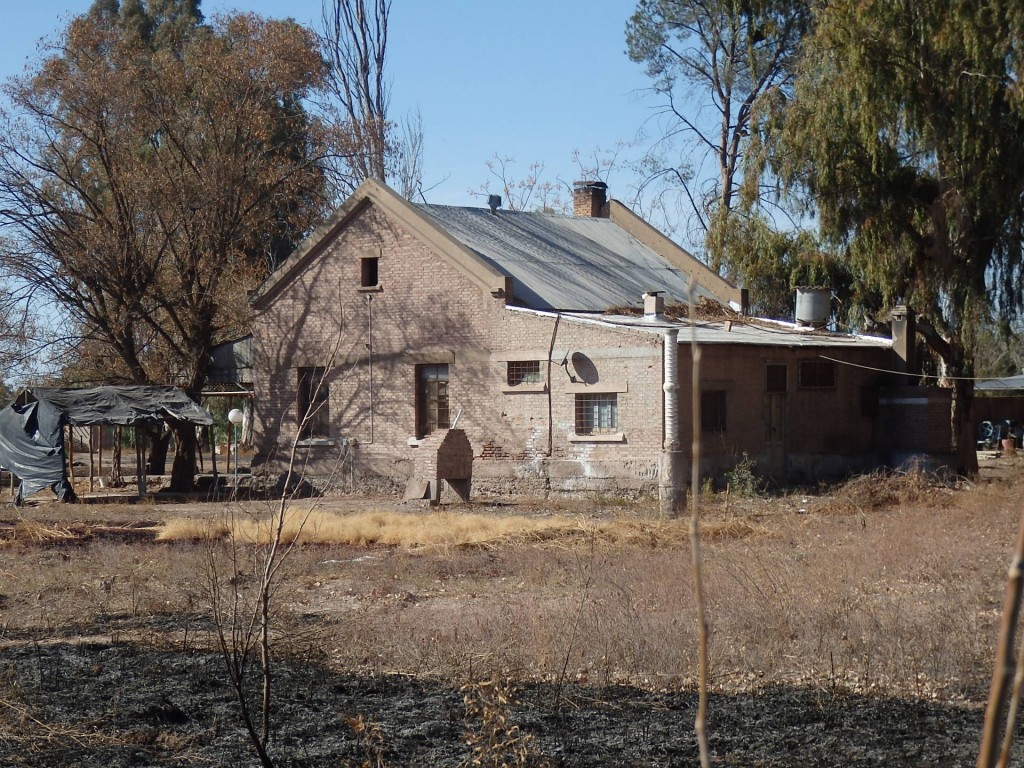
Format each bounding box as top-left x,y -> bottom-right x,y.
0,459 -> 1021,766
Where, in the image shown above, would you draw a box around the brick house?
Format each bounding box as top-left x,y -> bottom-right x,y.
250,179 -> 902,505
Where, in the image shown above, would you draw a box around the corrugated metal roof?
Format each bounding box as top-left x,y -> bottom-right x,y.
417,204 -> 721,311
509,307 -> 893,349
977,374 -> 1024,391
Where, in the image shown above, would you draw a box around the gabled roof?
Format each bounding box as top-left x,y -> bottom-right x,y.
416,204 -> 723,311
251,179 -> 746,313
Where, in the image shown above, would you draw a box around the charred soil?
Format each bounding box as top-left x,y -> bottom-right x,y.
0,459 -> 1021,766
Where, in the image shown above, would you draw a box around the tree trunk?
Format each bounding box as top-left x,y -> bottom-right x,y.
145,425 -> 171,475
111,427 -> 124,485
169,420 -> 198,492
952,377 -> 979,477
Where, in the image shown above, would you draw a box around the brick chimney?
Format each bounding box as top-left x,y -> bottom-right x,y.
573,180 -> 608,218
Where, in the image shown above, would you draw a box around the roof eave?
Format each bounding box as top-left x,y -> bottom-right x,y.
607,200 -> 748,313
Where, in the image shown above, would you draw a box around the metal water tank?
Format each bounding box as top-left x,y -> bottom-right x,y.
795,287 -> 832,327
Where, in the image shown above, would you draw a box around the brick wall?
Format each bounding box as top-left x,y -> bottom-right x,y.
680,343 -> 895,484
252,203 -> 667,496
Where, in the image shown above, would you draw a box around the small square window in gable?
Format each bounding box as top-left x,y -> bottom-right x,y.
360,255 -> 379,289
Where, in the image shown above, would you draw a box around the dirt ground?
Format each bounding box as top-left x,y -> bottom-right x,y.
1,455 -> 1023,766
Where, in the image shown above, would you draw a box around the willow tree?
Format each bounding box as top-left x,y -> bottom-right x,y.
777,0 -> 1024,474
0,1 -> 333,489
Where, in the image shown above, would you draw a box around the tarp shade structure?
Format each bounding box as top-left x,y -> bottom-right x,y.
0,386 -> 214,503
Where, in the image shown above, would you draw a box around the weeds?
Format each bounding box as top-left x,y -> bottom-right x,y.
460,678 -> 550,768
724,453 -> 761,498
341,713 -> 390,768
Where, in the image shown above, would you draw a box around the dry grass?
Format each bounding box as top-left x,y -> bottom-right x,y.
0,466 -> 1019,705
819,465 -> 962,514
156,507 -> 768,548
4,520 -> 80,544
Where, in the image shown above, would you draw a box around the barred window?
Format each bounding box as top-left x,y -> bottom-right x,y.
575,393 -> 618,435
506,360 -> 542,386
799,359 -> 836,389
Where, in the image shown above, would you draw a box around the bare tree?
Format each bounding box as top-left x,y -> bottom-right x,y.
320,0 -> 423,200
471,155 -> 569,214
395,107 -> 425,200
207,349 -> 349,767
470,146 -> 632,215
626,0 -> 809,260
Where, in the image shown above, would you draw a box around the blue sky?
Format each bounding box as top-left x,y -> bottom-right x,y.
2,1 -> 662,208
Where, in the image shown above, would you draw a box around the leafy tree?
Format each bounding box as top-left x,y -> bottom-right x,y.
0,0 -> 333,489
713,214 -> 853,321
626,0 -> 810,261
776,0 -> 1024,474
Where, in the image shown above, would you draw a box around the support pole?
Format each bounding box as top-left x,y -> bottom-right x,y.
660,328 -> 685,517
88,425 -> 95,493
67,425 -> 75,496
136,427 -> 147,497
210,425 -> 218,499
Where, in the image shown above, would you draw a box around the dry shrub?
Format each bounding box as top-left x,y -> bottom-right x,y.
7,520 -> 79,544
460,678 -> 551,767
341,713 -> 390,768
820,465 -> 959,515
155,517 -> 231,542
158,509 -> 769,548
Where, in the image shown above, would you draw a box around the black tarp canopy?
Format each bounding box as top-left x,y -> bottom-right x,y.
0,386 -> 214,503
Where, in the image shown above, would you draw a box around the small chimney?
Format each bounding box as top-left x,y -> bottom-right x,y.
891,303 -> 916,375
487,194 -> 502,214
573,180 -> 608,218
643,290 -> 665,319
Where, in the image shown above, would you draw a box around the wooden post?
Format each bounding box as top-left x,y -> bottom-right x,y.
88,425 -> 95,493
210,424 -> 218,498
98,426 -> 104,488
67,425 -> 75,497
135,427 -> 147,496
